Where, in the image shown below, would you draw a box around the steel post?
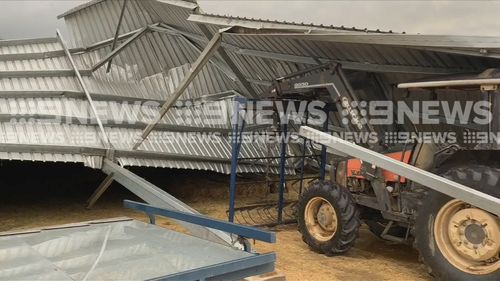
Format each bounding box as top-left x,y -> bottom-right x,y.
92,26 -> 149,72
106,0 -> 128,73
56,29 -> 112,148
86,173 -> 114,209
277,120 -> 288,223
228,98 -> 246,222
196,24 -> 259,98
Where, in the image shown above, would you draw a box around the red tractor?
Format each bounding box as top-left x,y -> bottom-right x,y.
270,64 -> 500,280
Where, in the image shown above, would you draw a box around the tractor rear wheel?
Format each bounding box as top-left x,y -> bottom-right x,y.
414,165 -> 500,281
297,181 -> 360,255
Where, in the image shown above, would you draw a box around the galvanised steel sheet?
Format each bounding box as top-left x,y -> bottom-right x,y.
0,219 -> 258,280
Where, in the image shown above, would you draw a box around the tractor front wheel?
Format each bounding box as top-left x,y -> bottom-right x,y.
297,181 -> 360,255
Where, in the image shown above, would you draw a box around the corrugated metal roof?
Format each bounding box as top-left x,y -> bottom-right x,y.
0,97 -> 229,129
188,13 -> 398,34
8,0 -> 500,176
0,118 -> 285,173
0,29 -> 283,174
218,33 -> 499,76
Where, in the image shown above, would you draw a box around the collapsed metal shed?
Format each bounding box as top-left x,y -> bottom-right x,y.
1,0 -> 500,175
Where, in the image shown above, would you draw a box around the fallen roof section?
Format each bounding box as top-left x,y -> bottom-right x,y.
0,218 -> 274,280
0,33 -> 287,173
3,0 -> 500,175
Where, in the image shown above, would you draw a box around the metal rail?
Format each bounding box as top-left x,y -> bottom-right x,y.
398,78 -> 500,89
101,159 -> 236,246
299,126 -> 500,216
92,26 -> 149,72
106,0 -> 128,73
56,29 -> 112,148
124,200 -> 276,243
154,253 -> 276,281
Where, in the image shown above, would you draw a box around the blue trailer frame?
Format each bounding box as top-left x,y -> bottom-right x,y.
0,201 -> 277,281
124,200 -> 277,281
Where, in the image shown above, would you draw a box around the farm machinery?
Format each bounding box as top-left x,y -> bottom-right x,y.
266,64 -> 500,280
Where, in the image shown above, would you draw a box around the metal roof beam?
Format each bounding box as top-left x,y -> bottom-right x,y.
0,113 -> 234,133
0,143 -> 287,169
84,28 -> 142,51
224,45 -> 469,74
133,32 -> 223,150
0,89 -> 239,105
0,47 -> 85,61
0,90 -> 163,103
155,23 -> 206,42
151,23 -> 262,96
105,0 -> 128,73
0,143 -> 105,156
153,25 -> 276,89
152,24 -> 238,81
91,26 -> 149,72
198,24 -> 259,98
0,70 -> 92,78
188,14 -> 336,32
57,29 -> 112,149
0,50 -> 65,61
285,33 -> 500,49
0,37 -> 59,46
411,46 -> 500,60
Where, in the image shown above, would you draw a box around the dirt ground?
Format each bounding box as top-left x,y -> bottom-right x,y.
0,162 -> 431,281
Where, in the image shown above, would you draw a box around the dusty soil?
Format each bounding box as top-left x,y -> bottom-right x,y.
0,162 -> 431,281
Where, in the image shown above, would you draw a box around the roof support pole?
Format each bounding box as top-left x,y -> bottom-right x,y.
91,26 -> 149,72
151,24 -> 238,82
197,24 -> 259,98
86,173 -> 114,209
299,126 -> 500,216
132,32 -> 223,150
106,0 -> 128,73
56,29 -> 112,148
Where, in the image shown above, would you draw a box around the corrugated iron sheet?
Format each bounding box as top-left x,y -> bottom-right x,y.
0,31 -> 281,174
0,97 -> 230,129
0,219 -> 257,280
5,0 -> 500,176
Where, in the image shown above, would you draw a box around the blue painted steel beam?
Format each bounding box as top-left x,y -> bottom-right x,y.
123,200 -> 276,243
228,97 -> 247,222
150,253 -> 276,281
277,121 -> 288,223
299,111 -> 309,194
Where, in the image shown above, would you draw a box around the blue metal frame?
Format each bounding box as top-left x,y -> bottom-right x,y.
149,253 -> 276,281
277,120 -> 288,223
123,200 -> 276,243
228,97 -> 247,222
